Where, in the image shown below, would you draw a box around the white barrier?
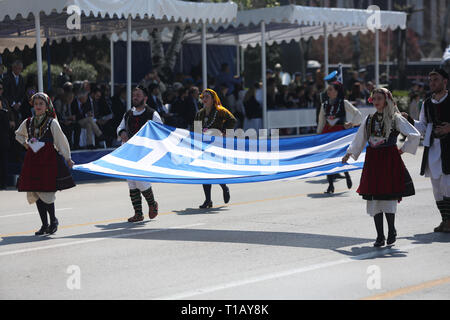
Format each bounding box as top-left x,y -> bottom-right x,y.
267,106 -> 376,132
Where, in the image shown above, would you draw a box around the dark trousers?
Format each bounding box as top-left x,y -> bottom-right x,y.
61,121 -> 81,149
0,147 -> 8,188
202,184 -> 228,202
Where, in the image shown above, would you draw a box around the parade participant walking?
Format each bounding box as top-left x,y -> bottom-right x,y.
342,88 -> 420,247
404,69 -> 450,233
194,89 -> 236,208
317,81 -> 362,194
15,92 -> 75,235
117,86 -> 162,222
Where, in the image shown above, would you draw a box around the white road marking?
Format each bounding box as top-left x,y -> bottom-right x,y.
0,208 -> 72,219
157,243 -> 422,300
0,223 -> 205,256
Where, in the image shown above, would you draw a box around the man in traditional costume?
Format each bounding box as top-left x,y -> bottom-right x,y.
117,86 -> 162,222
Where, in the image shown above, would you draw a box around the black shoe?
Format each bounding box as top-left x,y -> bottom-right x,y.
324,185 -> 334,194
199,200 -> 213,209
87,145 -> 96,150
223,187 -> 230,204
47,219 -> 59,235
434,221 -> 445,232
35,225 -> 49,236
345,174 -> 352,189
374,237 -> 386,247
387,231 -> 397,245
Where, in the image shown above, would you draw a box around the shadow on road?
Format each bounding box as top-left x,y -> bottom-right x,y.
405,232 -> 450,244
0,234 -> 53,246
307,192 -> 349,199
304,179 -> 328,184
95,220 -> 152,230
56,227 -> 375,251
173,206 -> 228,215
332,246 -> 409,260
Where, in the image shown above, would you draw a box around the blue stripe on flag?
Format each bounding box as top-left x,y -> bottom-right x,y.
73,121 -> 365,184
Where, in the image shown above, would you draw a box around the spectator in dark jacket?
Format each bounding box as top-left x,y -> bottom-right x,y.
4,60 -> 26,122
0,99 -> 10,189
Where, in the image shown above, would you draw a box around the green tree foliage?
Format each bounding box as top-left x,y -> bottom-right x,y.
69,59 -> 98,82
22,61 -> 63,91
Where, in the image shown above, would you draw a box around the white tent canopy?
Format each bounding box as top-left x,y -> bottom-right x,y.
0,0 -> 237,106
0,0 -> 237,52
202,5 -> 407,129
0,0 -> 237,24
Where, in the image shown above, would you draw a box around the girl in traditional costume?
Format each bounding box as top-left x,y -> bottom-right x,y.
317,81 -> 362,194
194,89 -> 236,208
15,92 -> 75,235
342,88 -> 420,247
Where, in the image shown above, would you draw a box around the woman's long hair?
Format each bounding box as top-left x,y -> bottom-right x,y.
200,88 -> 222,108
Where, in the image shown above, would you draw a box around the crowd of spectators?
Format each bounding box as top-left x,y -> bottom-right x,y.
0,58 -> 404,189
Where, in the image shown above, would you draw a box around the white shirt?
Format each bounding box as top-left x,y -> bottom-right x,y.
15,118 -> 72,161
414,92 -> 448,179
317,100 -> 363,134
347,113 -> 421,161
117,106 -> 163,137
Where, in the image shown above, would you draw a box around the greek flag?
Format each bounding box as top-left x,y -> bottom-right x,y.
73,121 -> 365,184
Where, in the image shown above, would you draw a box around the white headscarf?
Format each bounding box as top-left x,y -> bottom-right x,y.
370,88 -> 400,139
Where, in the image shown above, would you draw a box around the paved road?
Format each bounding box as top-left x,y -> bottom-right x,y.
1,147 -> 449,300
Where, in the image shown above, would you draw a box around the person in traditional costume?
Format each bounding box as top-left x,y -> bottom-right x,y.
15,92 -> 75,235
403,68 -> 450,233
317,81 -> 362,194
194,89 -> 236,208
117,85 -> 162,222
342,88 -> 421,247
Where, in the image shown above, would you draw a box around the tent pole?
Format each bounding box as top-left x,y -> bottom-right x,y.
34,12 -> 44,92
46,35 -> 51,91
386,0 -> 392,82
375,28 -> 380,88
202,22 -> 207,90
241,45 -> 244,75
324,24 -> 329,80
235,36 -> 240,76
261,21 -> 267,130
127,15 -> 132,110
110,36 -> 114,97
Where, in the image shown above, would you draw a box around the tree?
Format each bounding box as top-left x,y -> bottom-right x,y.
393,1 -> 423,89
149,25 -> 188,83
441,3 -> 450,52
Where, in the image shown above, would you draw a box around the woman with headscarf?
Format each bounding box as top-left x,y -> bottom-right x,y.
194,89 -> 236,208
15,92 -> 75,235
342,88 -> 420,247
317,81 -> 362,194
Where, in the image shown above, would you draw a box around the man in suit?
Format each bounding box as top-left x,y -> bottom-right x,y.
0,98 -> 10,189
147,83 -> 167,122
111,86 -> 127,131
184,86 -> 200,130
4,60 -> 26,123
71,89 -> 104,149
0,64 -> 6,81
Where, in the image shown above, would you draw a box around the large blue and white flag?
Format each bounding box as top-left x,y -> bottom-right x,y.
73,121 -> 366,184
